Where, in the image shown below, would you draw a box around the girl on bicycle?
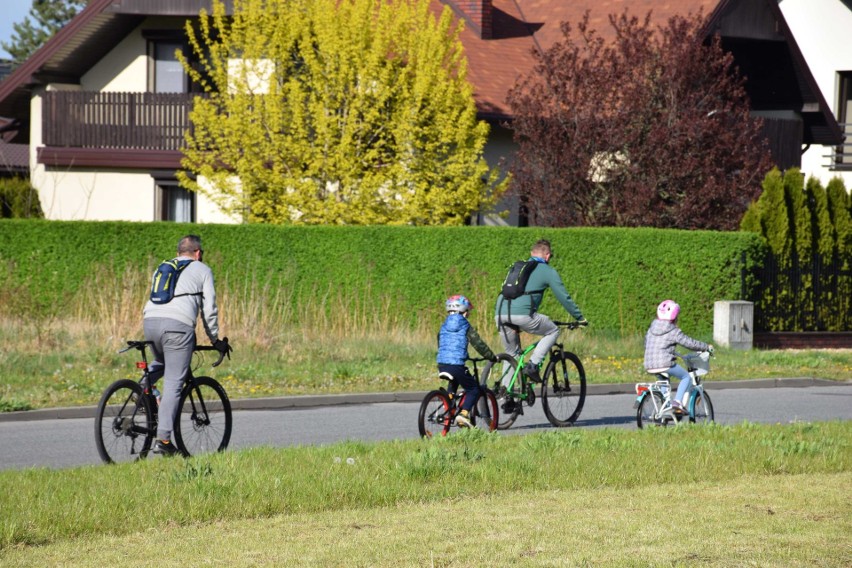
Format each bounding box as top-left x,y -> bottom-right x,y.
437,295 -> 497,427
644,300 -> 714,413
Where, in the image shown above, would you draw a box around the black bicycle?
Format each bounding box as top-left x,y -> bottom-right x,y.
94,340 -> 233,463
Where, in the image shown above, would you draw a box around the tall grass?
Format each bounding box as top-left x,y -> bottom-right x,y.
0,263 -> 849,411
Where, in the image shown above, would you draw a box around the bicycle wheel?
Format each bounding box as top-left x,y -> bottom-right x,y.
481,354 -> 521,430
473,388 -> 499,432
418,390 -> 452,438
636,392 -> 665,429
174,376 -> 232,457
541,351 -> 586,427
95,379 -> 155,464
689,391 -> 715,424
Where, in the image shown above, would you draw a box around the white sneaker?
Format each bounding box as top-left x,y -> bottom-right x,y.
455,410 -> 472,428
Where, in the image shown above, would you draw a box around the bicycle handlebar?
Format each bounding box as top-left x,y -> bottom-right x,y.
120,340 -> 231,367
552,321 -> 587,330
195,345 -> 229,367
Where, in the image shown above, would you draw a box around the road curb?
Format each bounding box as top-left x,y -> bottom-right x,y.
0,377 -> 847,423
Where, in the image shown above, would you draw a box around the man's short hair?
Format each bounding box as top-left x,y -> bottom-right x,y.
178,234 -> 202,254
531,239 -> 551,256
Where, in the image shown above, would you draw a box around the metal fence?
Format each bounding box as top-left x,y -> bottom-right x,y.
744,252 -> 852,332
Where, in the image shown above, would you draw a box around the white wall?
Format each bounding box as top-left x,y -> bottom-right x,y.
34,167 -> 157,221
81,25 -> 148,92
780,0 -> 852,189
31,17 -> 237,222
475,123 -> 518,225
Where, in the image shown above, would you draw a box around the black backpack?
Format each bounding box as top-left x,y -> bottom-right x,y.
149,259 -> 198,304
501,260 -> 539,300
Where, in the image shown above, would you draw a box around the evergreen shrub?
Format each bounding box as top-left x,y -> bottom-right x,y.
741,168 -> 852,331
0,177 -> 43,219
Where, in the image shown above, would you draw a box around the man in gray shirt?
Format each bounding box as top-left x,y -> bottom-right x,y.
143,234 -> 229,455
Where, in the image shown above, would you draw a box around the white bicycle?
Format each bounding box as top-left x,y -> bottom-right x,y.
633,351 -> 715,428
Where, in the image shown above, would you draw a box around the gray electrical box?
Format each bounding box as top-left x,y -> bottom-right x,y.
713,301 -> 754,350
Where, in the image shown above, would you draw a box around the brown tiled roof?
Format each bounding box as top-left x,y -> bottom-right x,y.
446,0 -> 719,119
0,141 -> 29,173
443,0 -> 842,146
0,0 -> 841,146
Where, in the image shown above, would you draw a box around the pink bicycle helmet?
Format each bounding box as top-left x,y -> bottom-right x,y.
656,299 -> 680,321
445,294 -> 473,313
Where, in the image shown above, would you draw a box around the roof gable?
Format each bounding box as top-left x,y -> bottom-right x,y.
0,0 -> 841,146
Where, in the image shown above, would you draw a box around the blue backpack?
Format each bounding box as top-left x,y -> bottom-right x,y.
149,259 -> 198,304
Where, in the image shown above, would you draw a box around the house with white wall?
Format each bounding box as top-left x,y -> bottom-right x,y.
0,0 -> 842,224
779,0 -> 852,188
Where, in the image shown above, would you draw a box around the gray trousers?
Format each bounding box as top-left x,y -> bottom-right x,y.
495,313 -> 560,366
143,317 -> 196,441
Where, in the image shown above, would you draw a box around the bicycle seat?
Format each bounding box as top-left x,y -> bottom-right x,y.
438,372 -> 454,382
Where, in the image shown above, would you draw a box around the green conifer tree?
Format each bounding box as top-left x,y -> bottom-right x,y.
826,177 -> 851,324
745,169 -> 791,329
1,1 -> 88,65
805,177 -> 836,329
783,169 -> 811,330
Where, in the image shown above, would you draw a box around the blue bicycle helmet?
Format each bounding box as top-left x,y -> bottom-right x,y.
445,294 -> 473,313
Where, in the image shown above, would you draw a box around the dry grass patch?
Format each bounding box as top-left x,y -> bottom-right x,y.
2,472 -> 849,567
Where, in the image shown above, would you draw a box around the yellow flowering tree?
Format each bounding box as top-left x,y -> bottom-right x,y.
178,0 -> 502,224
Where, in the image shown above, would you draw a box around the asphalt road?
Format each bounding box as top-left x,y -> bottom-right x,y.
1,382 -> 850,471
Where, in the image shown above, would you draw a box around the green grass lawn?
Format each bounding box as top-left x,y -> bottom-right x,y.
1,422 -> 850,566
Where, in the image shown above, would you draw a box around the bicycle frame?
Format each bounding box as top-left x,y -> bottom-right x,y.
499,342 -> 537,401
498,333 -> 573,401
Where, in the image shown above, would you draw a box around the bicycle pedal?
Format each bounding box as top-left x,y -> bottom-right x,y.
526,385 -> 536,407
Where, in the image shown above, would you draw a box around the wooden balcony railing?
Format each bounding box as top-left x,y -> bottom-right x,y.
42,91 -> 201,151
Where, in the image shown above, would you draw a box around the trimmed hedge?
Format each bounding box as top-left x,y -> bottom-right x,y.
0,220 -> 766,335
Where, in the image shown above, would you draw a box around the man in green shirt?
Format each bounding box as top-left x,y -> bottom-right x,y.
494,239 -> 588,382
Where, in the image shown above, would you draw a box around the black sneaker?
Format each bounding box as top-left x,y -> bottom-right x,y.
153,439 -> 178,457
523,362 -> 542,383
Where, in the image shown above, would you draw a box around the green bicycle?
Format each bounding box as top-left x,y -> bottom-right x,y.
481,321 -> 587,429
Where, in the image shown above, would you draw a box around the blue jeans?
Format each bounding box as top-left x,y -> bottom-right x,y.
437,364 -> 479,412
666,364 -> 691,404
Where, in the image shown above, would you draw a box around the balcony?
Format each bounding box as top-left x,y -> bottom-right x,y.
39,91 -> 200,168
827,122 -> 852,172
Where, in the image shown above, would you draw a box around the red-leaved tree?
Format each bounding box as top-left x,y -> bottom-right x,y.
507,10 -> 772,229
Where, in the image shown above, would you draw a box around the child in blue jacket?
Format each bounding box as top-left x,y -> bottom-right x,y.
437,295 -> 497,427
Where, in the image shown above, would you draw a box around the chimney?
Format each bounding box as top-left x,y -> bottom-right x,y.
456,1 -> 493,39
